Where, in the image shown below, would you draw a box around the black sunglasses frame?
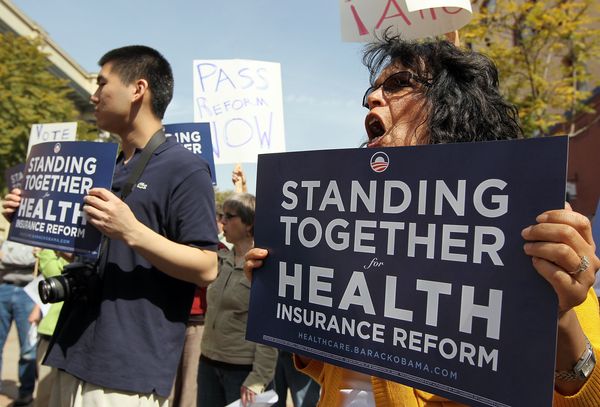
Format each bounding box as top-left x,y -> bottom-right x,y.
362,71 -> 431,108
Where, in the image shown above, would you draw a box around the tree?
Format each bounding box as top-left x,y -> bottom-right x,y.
0,33 -> 97,192
462,0 -> 600,137
214,188 -> 235,210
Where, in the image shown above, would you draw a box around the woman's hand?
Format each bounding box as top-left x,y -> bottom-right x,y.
244,247 -> 269,282
240,385 -> 256,406
521,203 -> 598,313
522,203 -> 599,394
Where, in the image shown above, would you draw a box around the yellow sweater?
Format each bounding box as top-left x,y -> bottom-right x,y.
296,289 -> 600,407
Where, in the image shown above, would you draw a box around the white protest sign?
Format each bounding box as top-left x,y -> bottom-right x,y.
193,59 -> 286,164
225,389 -> 278,407
28,122 -> 77,157
339,0 -> 472,42
24,275 -> 51,316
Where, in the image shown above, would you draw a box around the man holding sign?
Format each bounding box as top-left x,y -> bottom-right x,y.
246,35 -> 600,406
3,46 -> 218,406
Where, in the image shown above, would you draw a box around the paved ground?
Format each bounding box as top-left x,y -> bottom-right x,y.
1,325 -> 22,407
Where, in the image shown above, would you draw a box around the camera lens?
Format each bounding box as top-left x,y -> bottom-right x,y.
39,276 -> 68,304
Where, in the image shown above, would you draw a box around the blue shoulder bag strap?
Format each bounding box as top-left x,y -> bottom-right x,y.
95,128 -> 167,276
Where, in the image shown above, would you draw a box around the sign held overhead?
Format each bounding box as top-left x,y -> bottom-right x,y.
193,59 -> 286,164
339,0 -> 472,42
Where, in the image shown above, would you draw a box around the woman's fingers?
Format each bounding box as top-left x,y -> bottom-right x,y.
530,256 -> 594,311
522,221 -> 587,248
243,248 -> 268,281
523,241 -> 583,275
523,206 -> 599,313
535,208 -> 594,246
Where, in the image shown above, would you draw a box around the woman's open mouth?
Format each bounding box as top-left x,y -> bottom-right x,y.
365,113 -> 386,147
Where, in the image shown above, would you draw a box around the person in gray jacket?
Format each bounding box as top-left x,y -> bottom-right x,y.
0,240 -> 37,406
198,193 -> 277,407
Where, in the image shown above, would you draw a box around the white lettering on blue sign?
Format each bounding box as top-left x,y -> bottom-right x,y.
277,261 -> 503,342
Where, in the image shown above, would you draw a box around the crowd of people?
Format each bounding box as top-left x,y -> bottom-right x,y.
0,31 -> 599,407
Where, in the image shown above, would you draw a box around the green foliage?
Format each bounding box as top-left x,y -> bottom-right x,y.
0,33 -> 96,192
463,0 -> 600,137
214,188 -> 235,210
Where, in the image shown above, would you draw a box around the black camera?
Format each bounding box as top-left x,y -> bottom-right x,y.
38,262 -> 100,304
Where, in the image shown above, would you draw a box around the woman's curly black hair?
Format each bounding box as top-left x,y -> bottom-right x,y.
363,33 -> 523,144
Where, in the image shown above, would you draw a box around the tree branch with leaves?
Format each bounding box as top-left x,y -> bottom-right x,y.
0,33 -> 97,193
463,0 -> 600,137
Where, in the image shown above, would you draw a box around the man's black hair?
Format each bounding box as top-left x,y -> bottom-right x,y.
363,33 -> 523,144
99,45 -> 173,119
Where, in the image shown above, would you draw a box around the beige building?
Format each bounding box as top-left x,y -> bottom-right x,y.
0,0 -> 96,115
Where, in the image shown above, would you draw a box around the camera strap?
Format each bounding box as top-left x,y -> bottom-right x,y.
120,129 -> 167,200
96,128 -> 167,276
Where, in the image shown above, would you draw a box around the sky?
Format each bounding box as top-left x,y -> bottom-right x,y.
11,0 -> 372,193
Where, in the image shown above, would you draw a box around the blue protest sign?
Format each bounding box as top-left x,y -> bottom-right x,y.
591,200 -> 600,296
592,200 -> 600,259
164,122 -> 216,184
247,137 -> 568,407
4,163 -> 26,190
8,141 -> 118,256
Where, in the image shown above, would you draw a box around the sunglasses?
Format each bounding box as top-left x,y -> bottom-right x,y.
362,71 -> 431,109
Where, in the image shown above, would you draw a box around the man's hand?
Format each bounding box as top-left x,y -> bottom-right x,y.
83,188 -> 141,243
2,188 -> 23,222
57,251 -> 75,262
84,188 -> 217,286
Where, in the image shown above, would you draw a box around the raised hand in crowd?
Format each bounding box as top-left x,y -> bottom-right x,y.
232,163 -> 248,193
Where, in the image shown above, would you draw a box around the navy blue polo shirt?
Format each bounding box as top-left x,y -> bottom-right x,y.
45,137 -> 218,397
